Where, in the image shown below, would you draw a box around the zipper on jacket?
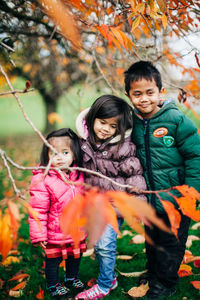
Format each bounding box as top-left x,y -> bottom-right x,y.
144,119 -> 155,200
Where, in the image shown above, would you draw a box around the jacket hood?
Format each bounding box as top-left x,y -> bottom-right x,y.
76,107 -> 132,143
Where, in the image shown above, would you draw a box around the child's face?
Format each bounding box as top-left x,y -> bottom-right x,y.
48,137 -> 74,171
127,78 -> 163,119
93,116 -> 118,142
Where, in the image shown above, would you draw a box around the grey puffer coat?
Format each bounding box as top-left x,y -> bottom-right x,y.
76,108 -> 147,200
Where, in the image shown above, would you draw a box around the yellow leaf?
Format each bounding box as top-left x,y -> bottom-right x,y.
136,3 -> 145,13
38,0 -> 81,49
156,0 -> 166,12
117,269 -> 148,277
0,211 -> 12,260
2,256 -> 20,265
117,255 -> 133,260
48,112 -> 63,124
128,283 -> 149,297
131,16 -> 141,32
162,13 -> 168,29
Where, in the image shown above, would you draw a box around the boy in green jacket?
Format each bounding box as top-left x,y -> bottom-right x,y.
124,60 -> 200,299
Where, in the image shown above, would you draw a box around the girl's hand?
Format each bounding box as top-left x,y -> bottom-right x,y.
39,241 -> 48,248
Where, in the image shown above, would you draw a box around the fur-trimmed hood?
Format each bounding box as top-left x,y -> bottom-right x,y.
76,107 -> 132,143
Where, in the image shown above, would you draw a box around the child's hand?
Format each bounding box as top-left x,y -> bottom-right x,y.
40,241 -> 48,248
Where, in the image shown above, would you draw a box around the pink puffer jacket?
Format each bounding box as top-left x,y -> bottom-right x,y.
28,167 -> 85,245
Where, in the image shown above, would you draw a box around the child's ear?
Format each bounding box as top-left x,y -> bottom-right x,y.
125,91 -> 129,98
158,87 -> 166,106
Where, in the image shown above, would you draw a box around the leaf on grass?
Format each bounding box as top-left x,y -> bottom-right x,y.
191,281 -> 200,290
131,234 -> 145,244
83,248 -> 94,257
186,235 -> 200,248
10,281 -> 26,291
117,255 -> 133,260
8,274 -> 29,282
161,200 -> 181,237
2,255 -> 20,266
36,288 -> 44,299
191,222 -> 200,230
9,290 -> 23,297
178,264 -> 192,277
194,260 -> 200,268
128,282 -> 149,297
116,269 -> 148,278
87,278 -> 97,287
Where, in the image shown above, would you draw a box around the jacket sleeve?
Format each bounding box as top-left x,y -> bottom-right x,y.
119,143 -> 147,200
175,114 -> 200,192
28,173 -> 51,244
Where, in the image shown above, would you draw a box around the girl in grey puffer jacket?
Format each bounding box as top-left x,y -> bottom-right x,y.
75,95 -> 147,300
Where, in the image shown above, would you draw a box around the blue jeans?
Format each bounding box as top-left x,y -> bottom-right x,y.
94,217 -> 123,293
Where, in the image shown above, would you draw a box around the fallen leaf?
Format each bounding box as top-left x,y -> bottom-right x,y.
87,278 -> 97,287
117,255 -> 133,260
116,269 -> 148,277
194,260 -> 200,268
191,222 -> 200,230
9,290 -> 23,297
178,264 -> 192,277
2,256 -> 20,265
10,281 -> 26,291
186,235 -> 200,248
128,282 -> 149,297
8,274 -> 29,281
131,234 -> 145,244
191,281 -> 200,290
36,287 -> 44,299
121,230 -> 134,237
83,248 -> 94,257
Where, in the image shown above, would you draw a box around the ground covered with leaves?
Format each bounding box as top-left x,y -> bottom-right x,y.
0,135 -> 200,299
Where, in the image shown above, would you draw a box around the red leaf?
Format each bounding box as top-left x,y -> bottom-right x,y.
194,260 -> 200,268
36,288 -> 44,299
160,200 -> 181,237
87,278 -> 96,287
25,80 -> 31,89
191,281 -> 200,290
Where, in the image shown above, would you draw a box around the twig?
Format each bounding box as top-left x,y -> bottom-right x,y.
0,88 -> 34,96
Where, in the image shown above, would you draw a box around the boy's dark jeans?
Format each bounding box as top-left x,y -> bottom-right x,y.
45,255 -> 82,287
145,211 -> 190,289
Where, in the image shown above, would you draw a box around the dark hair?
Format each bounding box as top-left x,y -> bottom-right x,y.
85,94 -> 132,148
124,60 -> 162,95
40,128 -> 82,172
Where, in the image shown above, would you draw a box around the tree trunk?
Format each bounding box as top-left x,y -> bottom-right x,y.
44,97 -> 57,134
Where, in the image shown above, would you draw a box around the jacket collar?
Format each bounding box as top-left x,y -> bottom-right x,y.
76,107 -> 132,143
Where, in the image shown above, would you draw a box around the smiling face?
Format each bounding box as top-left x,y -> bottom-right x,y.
48,136 -> 74,171
93,116 -> 118,143
127,78 -> 163,119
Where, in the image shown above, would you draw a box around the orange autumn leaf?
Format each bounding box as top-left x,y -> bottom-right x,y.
36,287 -> 44,299
160,200 -> 181,237
191,281 -> 200,290
178,264 -> 193,277
8,274 -> 30,282
8,201 -> 20,243
106,191 -> 170,234
11,281 -> 26,291
38,0 -> 81,49
174,185 -> 200,221
48,112 -> 63,125
0,210 -> 12,260
60,189 -> 119,249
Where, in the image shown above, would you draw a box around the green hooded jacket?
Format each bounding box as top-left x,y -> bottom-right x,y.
131,101 -> 200,213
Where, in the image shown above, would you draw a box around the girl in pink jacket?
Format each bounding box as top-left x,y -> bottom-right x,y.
29,128 -> 86,299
